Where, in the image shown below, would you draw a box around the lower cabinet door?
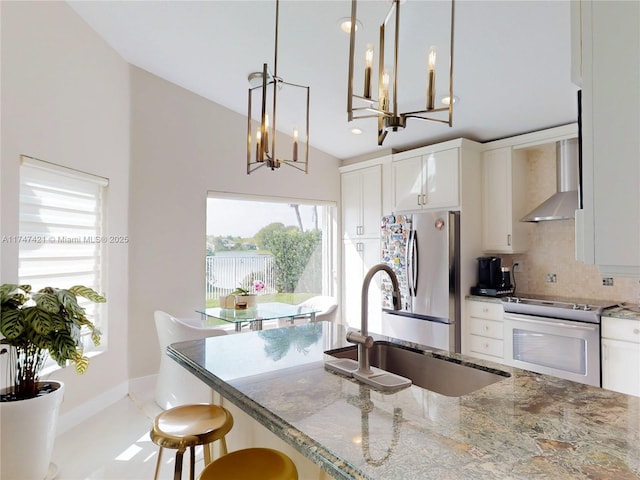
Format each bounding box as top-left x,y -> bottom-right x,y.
602,337 -> 640,397
469,335 -> 504,360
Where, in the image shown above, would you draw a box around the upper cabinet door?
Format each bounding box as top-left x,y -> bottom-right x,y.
424,147 -> 459,210
341,164 -> 382,239
391,155 -> 423,212
392,148 -> 460,213
577,0 -> 640,276
481,147 -> 530,253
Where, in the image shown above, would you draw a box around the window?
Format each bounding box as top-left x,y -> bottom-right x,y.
206,194 -> 336,309
18,155 -> 108,357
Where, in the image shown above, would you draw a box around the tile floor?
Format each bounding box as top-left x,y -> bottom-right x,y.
51,382 -> 206,480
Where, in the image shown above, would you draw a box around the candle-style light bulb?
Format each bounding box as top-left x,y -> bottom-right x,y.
264,113 -> 270,153
364,43 -> 374,99
292,127 -> 299,162
427,46 -> 437,110
380,69 -> 390,112
256,131 -> 262,162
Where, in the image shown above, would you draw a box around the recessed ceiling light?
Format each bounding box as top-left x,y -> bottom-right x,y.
338,17 -> 362,33
440,95 -> 459,106
351,127 -> 363,135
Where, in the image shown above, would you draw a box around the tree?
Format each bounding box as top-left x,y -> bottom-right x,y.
262,229 -> 322,293
253,222 -> 288,250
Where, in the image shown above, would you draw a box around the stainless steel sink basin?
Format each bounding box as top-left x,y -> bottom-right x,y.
325,342 -> 510,397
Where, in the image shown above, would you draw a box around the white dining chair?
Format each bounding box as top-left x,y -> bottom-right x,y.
154,310 -> 228,410
278,296 -> 338,327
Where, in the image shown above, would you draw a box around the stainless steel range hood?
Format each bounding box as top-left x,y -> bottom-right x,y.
521,138 -> 579,222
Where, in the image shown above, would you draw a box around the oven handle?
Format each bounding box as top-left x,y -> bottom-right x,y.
503,313 -> 599,332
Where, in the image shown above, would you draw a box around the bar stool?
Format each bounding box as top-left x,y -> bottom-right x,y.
151,404 -> 233,480
198,448 -> 298,480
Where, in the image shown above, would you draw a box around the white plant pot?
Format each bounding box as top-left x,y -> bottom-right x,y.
1,381 -> 65,480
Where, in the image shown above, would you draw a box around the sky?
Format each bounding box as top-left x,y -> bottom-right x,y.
206,197 -> 321,237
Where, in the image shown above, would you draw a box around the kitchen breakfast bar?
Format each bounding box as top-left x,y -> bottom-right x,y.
167,321 -> 640,479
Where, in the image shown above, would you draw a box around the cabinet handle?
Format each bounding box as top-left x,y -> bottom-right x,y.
507,234 -> 512,246
417,194 -> 422,206
634,328 -> 640,335
484,343 -> 489,349
357,226 -> 363,235
483,326 -> 489,331
482,307 -> 489,313
357,242 -> 364,252
603,344 -> 608,361
422,194 -> 427,205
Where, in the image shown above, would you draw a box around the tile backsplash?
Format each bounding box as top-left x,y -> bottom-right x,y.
501,143 -> 639,305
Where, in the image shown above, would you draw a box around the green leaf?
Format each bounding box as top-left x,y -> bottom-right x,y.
0,308 -> 25,339
74,353 -> 89,374
68,286 -> 106,303
0,284 -> 19,304
56,289 -> 83,316
49,332 -> 77,365
32,292 -> 61,314
24,307 -> 54,335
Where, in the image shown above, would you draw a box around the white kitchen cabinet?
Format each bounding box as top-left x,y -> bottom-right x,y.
601,316 -> 640,397
481,147 -> 531,254
392,147 -> 459,212
342,238 -> 381,331
575,0 -> 640,277
340,157 -> 392,330
341,164 -> 382,239
464,299 -> 505,362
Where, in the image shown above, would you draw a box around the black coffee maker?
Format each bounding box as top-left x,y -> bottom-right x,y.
471,256 -> 514,296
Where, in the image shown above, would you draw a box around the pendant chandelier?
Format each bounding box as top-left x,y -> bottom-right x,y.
347,0 -> 455,146
247,0 -> 310,174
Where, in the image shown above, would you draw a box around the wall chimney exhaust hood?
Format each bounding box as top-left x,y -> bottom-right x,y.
521,138 -> 579,222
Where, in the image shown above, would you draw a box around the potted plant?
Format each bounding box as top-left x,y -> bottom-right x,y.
229,280 -> 265,309
0,283 -> 106,480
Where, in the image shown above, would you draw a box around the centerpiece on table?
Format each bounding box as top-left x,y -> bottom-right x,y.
228,279 -> 265,310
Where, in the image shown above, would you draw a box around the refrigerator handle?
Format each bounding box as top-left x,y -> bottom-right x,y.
408,230 -> 418,297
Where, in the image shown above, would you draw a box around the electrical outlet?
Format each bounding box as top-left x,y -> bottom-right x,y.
602,277 -> 614,286
546,273 -> 557,283
513,261 -> 522,273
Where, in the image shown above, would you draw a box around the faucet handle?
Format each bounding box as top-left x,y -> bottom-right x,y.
346,332 -> 374,348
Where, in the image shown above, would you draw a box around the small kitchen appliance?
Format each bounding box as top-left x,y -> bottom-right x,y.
470,256 -> 514,297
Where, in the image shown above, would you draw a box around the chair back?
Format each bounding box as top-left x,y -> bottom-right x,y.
298,296 -> 338,322
154,310 -> 227,409
154,311 -> 227,350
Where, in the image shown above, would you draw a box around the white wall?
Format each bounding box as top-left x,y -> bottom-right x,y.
129,67 -> 341,378
0,2 -> 130,413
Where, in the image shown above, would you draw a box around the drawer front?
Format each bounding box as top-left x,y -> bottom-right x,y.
469,335 -> 504,359
469,318 -> 504,339
468,301 -> 504,321
602,317 -> 640,344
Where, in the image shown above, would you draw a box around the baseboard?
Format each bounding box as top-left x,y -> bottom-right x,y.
56,380 -> 129,436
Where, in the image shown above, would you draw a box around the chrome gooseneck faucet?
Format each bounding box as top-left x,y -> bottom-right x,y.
346,263 -> 402,375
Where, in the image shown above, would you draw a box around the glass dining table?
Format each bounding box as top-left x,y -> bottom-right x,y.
196,302 -> 319,332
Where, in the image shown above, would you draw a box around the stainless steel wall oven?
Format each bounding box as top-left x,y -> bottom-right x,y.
502,296 -> 613,387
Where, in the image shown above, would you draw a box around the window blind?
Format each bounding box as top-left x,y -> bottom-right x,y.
18,155 -> 108,355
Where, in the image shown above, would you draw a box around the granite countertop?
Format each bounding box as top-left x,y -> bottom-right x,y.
168,322 -> 640,480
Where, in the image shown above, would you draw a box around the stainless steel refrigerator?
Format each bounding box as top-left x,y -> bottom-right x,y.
379,211 -> 460,352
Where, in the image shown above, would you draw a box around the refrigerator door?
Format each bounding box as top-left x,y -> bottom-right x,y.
410,211 -> 456,322
380,214 -> 411,311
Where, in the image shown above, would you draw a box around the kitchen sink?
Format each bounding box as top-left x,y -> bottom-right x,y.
325,341 -> 510,397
